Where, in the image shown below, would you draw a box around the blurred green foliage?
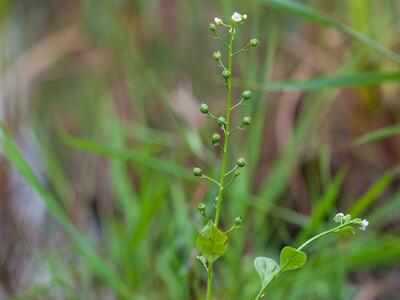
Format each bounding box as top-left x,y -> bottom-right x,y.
0,0 -> 399,299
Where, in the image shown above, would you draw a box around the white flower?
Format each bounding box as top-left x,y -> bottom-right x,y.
231,12 -> 242,23
333,212 -> 345,223
359,219 -> 369,230
214,17 -> 223,25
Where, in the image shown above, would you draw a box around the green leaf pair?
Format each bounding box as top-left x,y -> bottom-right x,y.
255,246 -> 307,292
196,220 -> 228,264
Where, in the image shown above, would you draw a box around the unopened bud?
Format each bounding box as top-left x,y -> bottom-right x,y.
234,216 -> 242,226
242,116 -> 251,126
222,69 -> 231,79
242,90 -> 252,100
212,132 -> 221,144
192,167 -> 203,177
236,158 -> 246,168
199,103 -> 209,114
213,51 -> 222,61
250,38 -> 260,47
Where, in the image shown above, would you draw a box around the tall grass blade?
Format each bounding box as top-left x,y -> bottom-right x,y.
259,0 -> 400,64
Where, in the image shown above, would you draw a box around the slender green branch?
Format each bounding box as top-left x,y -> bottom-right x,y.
232,44 -> 250,56
230,98 -> 245,110
228,126 -> 244,136
201,175 -> 220,186
254,221 -> 359,300
224,165 -> 238,178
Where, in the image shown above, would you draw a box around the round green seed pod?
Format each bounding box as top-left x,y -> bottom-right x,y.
250,38 -> 260,47
213,51 -> 222,61
222,69 -> 231,79
242,90 -> 252,100
234,169 -> 241,177
217,116 -> 226,126
212,132 -> 221,144
209,23 -> 216,32
236,158 -> 246,168
198,203 -> 206,216
192,167 -> 203,177
242,116 -> 252,126
199,103 -> 209,114
234,216 -> 242,226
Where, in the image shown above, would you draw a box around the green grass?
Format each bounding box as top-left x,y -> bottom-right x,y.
0,0 -> 399,299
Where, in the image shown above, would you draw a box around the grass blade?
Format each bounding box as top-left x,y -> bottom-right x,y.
350,167 -> 400,217
234,72 -> 400,92
60,132 -> 194,181
354,123 -> 400,145
259,0 -> 400,64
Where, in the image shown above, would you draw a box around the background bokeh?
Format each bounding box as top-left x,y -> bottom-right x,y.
1,0 -> 400,299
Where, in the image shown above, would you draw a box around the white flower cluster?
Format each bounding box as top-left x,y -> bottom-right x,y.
213,12 -> 248,27
333,212 -> 369,230
231,12 -> 247,23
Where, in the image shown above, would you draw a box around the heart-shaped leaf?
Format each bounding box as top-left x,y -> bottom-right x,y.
279,246 -> 307,272
254,257 -> 279,288
196,220 -> 228,263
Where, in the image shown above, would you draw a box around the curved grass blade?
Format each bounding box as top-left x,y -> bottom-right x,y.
60,132 -> 194,182
234,72 -> 400,92
354,123 -> 400,145
259,0 -> 400,64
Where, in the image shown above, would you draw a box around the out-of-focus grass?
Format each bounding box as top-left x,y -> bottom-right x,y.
0,0 -> 399,299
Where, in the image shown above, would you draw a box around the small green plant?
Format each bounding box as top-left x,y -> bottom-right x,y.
192,12 -> 369,300
193,11 -> 258,300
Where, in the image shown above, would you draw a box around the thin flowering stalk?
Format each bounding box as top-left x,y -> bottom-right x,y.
193,12 -> 258,300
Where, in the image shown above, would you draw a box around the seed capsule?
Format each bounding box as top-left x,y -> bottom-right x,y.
222,69 -> 231,79
242,116 -> 251,126
217,116 -> 226,126
198,203 -> 206,216
234,216 -> 242,226
250,38 -> 260,47
209,23 -> 216,32
212,132 -> 221,144
213,51 -> 222,61
242,90 -> 252,100
236,158 -> 246,168
192,167 -> 203,177
199,103 -> 209,114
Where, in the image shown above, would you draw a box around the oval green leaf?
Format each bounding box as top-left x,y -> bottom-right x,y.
254,257 -> 279,288
279,246 -> 307,272
196,221 -> 228,263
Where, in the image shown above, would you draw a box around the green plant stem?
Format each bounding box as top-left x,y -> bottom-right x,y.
206,261 -> 214,300
254,222 -> 354,300
214,26 -> 235,226
206,24 -> 235,300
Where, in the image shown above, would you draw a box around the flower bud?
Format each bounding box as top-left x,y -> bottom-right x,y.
209,23 -> 216,32
242,116 -> 251,126
236,158 -> 246,168
214,17 -> 223,25
234,216 -> 242,226
222,69 -> 231,79
217,116 -> 226,126
212,132 -> 221,144
198,202 -> 206,217
250,38 -> 260,47
213,51 -> 222,61
192,167 -> 203,177
199,103 -> 209,114
242,90 -> 252,100
234,169 -> 241,177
